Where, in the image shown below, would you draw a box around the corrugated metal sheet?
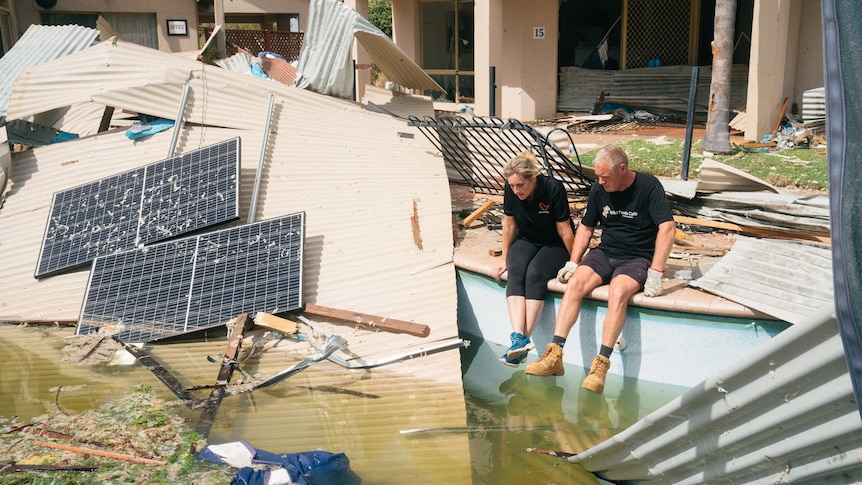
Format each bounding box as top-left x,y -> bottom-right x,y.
0,24 -> 99,118
673,190 -> 832,236
570,305 -> 862,484
688,236 -> 833,325
361,85 -> 436,119
0,37 -> 469,480
354,30 -> 444,92
802,86 -> 826,121
557,65 -> 749,114
0,39 -> 459,361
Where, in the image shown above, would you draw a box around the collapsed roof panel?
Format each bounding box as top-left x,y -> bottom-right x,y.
0,25 -> 100,119
689,236 -> 833,324
295,0 -> 443,98
0,40 -> 457,365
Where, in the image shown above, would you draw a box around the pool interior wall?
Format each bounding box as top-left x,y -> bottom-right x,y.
456,269 -> 791,388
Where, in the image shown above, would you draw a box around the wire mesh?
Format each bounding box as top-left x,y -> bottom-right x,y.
625,0 -> 692,68
204,29 -> 304,61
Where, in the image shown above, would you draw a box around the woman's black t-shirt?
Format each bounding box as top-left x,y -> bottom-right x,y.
581,172 -> 674,260
503,174 -> 572,246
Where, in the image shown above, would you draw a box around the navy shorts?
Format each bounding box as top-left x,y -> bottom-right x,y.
580,248 -> 650,288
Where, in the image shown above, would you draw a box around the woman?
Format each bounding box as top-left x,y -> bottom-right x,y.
492,151 -> 575,366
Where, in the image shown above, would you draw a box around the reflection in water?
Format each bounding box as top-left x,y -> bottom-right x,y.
460,332 -> 687,484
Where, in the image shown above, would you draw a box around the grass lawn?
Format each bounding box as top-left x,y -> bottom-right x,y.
575,137 -> 829,192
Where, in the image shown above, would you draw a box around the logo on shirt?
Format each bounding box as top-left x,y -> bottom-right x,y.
602,205 -> 638,219
538,202 -> 550,213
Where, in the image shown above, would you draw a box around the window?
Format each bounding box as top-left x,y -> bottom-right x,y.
0,0 -> 13,58
420,0 -> 474,103
42,12 -> 158,49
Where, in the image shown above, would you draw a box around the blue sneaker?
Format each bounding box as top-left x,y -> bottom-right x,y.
499,352 -> 528,367
506,332 -> 535,360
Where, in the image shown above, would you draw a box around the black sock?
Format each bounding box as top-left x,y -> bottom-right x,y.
599,345 -> 613,358
552,335 -> 567,347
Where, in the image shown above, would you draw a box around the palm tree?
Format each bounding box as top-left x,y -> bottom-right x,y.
702,0 -> 736,154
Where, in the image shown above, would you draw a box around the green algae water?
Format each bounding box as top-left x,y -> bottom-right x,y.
0,325 -> 687,483
458,331 -> 689,484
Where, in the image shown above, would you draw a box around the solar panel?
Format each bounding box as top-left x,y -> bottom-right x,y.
35,138 -> 241,278
76,212 -> 305,343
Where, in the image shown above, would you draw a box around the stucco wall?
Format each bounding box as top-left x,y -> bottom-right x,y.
745,0 -> 822,140
219,0 -> 310,30
13,0 -> 199,52
792,0 -> 825,104
476,0 -> 557,121
391,0 -> 419,59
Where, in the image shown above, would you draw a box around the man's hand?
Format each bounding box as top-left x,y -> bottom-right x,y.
644,268 -> 664,297
557,261 -> 578,283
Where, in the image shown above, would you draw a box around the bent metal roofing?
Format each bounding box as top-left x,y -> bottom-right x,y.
0,30 -> 470,483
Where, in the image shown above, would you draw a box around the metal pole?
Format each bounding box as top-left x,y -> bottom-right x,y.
167,81 -> 191,159
681,66 -> 699,181
248,93 -> 276,223
214,0 -> 227,59
489,66 -> 496,117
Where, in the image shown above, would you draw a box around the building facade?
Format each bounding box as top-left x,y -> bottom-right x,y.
2,0 -> 826,142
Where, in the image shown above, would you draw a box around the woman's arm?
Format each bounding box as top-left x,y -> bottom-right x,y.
493,214 -> 517,281
556,219 -> 575,256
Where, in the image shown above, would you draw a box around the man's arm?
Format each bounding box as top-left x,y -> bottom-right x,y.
650,220 -> 676,272
570,223 -> 595,264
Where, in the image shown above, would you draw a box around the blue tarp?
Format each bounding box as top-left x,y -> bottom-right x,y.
200,441 -> 361,485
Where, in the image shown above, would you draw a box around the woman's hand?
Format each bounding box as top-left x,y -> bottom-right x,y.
493,263 -> 507,281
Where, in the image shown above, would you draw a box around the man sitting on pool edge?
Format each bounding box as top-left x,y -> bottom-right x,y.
525,144 -> 676,394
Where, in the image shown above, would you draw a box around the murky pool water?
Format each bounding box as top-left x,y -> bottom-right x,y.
458,330 -> 688,484
1,324 -> 687,483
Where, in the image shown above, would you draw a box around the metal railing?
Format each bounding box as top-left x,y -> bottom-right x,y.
407,115 -> 593,200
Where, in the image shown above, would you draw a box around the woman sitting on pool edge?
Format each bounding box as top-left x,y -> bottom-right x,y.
492,151 -> 575,366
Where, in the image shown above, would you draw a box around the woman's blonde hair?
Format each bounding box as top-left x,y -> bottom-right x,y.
503,151 -> 541,178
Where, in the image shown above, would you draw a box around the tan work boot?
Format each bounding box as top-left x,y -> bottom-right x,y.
525,343 -> 565,376
582,355 -> 611,394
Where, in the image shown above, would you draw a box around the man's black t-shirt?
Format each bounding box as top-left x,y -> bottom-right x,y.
581,172 -> 674,260
503,174 -> 572,246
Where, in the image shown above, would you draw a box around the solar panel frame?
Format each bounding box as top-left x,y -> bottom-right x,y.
35,137 -> 241,279
77,212 -> 305,343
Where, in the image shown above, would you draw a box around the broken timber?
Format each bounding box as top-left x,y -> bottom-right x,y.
254,312 -> 299,335
112,336 -> 199,406
303,303 -> 431,337
673,215 -> 831,244
195,313 -> 251,437
462,200 -> 496,228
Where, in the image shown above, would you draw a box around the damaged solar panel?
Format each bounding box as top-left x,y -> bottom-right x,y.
35,138 -> 241,278
77,212 -> 305,343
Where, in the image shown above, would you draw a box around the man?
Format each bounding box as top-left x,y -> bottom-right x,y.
525,145 -> 676,394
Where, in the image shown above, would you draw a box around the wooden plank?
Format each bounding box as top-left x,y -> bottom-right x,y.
303,303 -> 431,337
673,215 -> 831,243
253,312 -> 298,335
31,441 -> 166,466
462,200 -> 496,228
112,337 -> 199,406
772,97 -> 789,139
195,313 -> 250,437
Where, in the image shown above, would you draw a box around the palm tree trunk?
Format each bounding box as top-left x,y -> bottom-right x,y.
703,0 -> 737,154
